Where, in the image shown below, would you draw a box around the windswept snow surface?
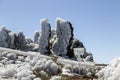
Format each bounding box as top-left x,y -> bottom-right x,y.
98,57 -> 120,80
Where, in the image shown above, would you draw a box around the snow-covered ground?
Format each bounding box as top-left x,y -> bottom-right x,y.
0,47 -> 96,80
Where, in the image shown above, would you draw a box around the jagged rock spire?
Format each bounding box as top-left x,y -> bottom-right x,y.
52,18 -> 74,57
39,18 -> 51,54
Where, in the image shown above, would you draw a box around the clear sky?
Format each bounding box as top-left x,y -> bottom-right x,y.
0,0 -> 120,63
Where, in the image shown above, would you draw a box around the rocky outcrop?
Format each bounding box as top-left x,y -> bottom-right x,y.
0,18 -> 94,62
39,19 -> 51,54
25,37 -> 33,44
0,26 -> 9,48
8,32 -> 16,49
52,18 -> 73,57
17,32 -> 27,49
34,31 -> 40,43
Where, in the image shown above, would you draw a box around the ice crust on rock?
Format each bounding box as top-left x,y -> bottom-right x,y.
8,32 -> 16,49
17,32 -> 27,49
52,18 -> 73,57
98,57 -> 120,80
34,31 -> 40,43
0,18 -> 94,62
39,19 -> 51,54
0,26 -> 9,48
0,64 -> 16,77
26,37 -> 33,44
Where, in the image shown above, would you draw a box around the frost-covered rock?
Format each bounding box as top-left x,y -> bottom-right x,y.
34,31 -> 40,43
45,60 -> 54,69
0,26 -> 9,48
8,32 -> 16,49
17,56 -> 25,62
49,62 -> 58,75
50,29 -> 56,39
84,53 -> 94,62
98,57 -> 120,80
25,56 -> 33,62
50,76 -> 61,80
71,39 -> 85,50
17,32 -> 26,49
26,37 -> 33,44
52,18 -> 73,57
39,19 -> 51,54
17,70 -> 33,80
6,53 -> 16,60
0,65 -> 17,77
33,58 -> 47,71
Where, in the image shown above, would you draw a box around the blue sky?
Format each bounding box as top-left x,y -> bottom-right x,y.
0,0 -> 120,63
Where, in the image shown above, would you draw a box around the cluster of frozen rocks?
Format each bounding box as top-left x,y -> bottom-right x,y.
0,48 -> 95,80
36,18 -> 94,61
0,50 -> 59,80
0,26 -> 32,50
0,18 -> 93,62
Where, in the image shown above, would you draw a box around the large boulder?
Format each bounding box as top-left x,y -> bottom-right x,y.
52,18 -> 73,57
39,19 -> 51,54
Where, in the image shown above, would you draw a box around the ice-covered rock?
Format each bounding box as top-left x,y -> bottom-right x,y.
84,53 -> 94,62
17,70 -> 33,80
98,57 -> 120,80
39,19 -> 51,54
45,60 -> 54,69
17,32 -> 27,49
49,62 -> 58,75
50,29 -> 56,39
34,31 -> 40,43
17,56 -> 25,62
26,37 -> 33,44
0,65 -> 17,77
8,32 -> 16,49
6,53 -> 16,60
71,39 -> 84,49
0,26 -> 9,48
50,76 -> 61,80
33,58 -> 47,71
52,18 -> 73,57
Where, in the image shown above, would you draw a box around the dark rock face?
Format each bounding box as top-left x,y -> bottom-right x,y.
71,39 -> 84,48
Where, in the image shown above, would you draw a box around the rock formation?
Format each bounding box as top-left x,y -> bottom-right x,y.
39,19 -> 51,55
0,26 -> 9,48
0,18 -> 94,62
34,31 -> 40,43
52,18 -> 73,57
17,32 -> 26,49
8,32 -> 16,49
25,37 -> 33,44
